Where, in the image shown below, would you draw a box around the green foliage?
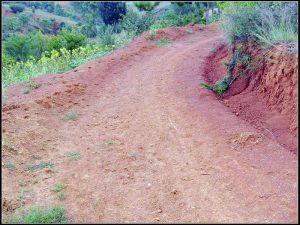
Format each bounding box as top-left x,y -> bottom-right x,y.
9,206 -> 67,224
252,3 -> 298,46
57,30 -> 87,51
134,1 -> 159,12
3,44 -> 113,88
99,2 -> 127,25
4,35 -> 29,62
18,12 -> 31,25
9,4 -> 25,13
201,75 -> 231,95
38,19 -> 53,34
3,16 -> 22,33
51,183 -> 65,193
98,25 -> 116,46
4,32 -> 48,62
120,10 -> 155,35
221,2 -> 298,45
53,4 -> 67,16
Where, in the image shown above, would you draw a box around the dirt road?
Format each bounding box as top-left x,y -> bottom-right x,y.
2,25 -> 298,223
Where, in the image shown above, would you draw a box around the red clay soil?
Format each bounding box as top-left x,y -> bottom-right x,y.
2,24 -> 298,223
203,42 -> 298,154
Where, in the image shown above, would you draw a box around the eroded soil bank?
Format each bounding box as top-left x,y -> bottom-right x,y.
203,42 -> 298,154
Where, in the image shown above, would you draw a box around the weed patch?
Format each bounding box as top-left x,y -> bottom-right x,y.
146,30 -> 157,40
8,206 -> 67,224
27,161 -> 54,172
4,160 -> 16,171
65,151 -> 81,161
156,37 -> 170,46
51,183 -> 65,193
64,111 -> 78,121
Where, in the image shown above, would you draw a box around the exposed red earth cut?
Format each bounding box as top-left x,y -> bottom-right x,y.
2,24 -> 298,223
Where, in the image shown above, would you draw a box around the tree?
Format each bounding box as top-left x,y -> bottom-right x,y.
98,2 -> 127,25
9,4 -> 25,13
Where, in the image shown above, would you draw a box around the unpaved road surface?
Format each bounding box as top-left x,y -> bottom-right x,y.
2,25 -> 298,223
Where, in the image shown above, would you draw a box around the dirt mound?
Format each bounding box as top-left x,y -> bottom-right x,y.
203,42 -> 298,154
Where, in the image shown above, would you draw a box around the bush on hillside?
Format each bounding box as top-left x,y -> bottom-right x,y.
98,2 -> 127,25
38,19 -> 54,34
120,9 -> 155,35
9,4 -> 25,13
4,35 -> 29,62
3,16 -> 22,32
221,2 -> 298,45
4,32 -> 48,62
18,12 -> 31,25
134,2 -> 159,12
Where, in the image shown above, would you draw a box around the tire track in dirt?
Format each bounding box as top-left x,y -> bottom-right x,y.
2,24 -> 297,223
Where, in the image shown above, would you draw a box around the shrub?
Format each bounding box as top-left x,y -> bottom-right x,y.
134,1 -> 159,12
4,32 -> 48,62
98,2 -> 127,25
8,206 -> 67,224
54,4 -> 66,16
99,25 -> 116,46
9,4 -> 25,13
3,16 -> 22,32
18,12 -> 31,25
4,35 -> 28,62
38,19 -> 54,34
120,9 -> 155,35
80,23 -> 98,38
58,29 -> 87,51
221,2 -> 298,45
252,3 -> 298,46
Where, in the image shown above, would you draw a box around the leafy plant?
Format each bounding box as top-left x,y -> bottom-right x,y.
120,9 -> 155,35
8,206 -> 67,224
51,183 -> 65,193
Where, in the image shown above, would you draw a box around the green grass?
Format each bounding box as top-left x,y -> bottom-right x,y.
8,206 -> 67,224
51,183 -> 65,193
27,161 -> 54,172
64,111 -> 78,121
65,151 -> 81,161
